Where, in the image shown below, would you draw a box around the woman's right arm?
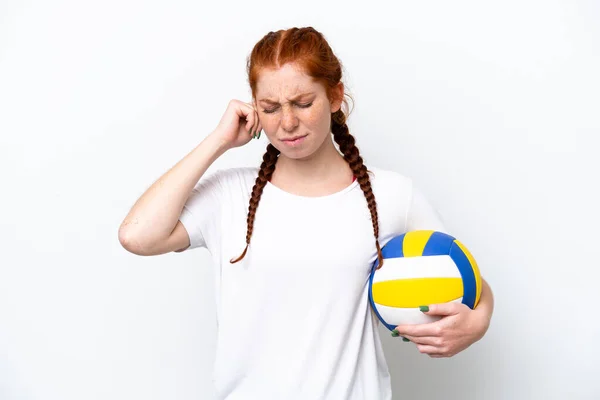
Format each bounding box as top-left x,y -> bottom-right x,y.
118,134 -> 227,256
118,100 -> 262,256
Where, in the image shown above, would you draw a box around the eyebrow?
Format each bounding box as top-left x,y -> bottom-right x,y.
258,92 -> 315,104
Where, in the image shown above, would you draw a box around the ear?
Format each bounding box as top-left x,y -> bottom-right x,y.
330,82 -> 344,113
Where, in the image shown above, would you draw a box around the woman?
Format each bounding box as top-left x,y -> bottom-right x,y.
119,27 -> 494,400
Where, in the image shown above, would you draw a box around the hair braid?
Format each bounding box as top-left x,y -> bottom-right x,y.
230,144 -> 280,263
332,110 -> 384,269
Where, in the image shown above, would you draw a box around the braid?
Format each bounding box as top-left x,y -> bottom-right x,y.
331,110 -> 384,269
230,144 -> 280,263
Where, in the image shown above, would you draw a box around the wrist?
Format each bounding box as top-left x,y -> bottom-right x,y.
203,131 -> 231,157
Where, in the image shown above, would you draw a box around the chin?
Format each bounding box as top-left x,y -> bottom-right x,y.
278,147 -> 316,161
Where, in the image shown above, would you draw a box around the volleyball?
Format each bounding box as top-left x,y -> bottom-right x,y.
368,230 -> 482,330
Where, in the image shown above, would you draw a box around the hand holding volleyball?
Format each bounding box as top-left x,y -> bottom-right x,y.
368,230 -> 485,357
395,302 -> 488,358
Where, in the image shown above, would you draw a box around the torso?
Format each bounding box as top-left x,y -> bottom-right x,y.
202,166 -> 413,400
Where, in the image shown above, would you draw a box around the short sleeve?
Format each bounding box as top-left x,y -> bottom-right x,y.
178,170 -> 225,251
406,186 -> 448,233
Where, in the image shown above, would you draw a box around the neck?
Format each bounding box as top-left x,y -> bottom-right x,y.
273,135 -> 351,184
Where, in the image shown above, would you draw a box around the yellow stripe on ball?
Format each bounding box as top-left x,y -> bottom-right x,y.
402,230 -> 435,257
372,277 -> 464,307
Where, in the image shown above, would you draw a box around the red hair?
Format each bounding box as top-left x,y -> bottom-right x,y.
230,27 -> 384,268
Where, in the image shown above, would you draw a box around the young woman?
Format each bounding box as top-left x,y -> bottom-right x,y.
119,27 -> 494,400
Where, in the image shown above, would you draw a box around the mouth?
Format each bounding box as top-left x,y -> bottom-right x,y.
280,134 -> 308,147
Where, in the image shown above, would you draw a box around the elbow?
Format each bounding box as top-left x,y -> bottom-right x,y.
118,225 -> 150,256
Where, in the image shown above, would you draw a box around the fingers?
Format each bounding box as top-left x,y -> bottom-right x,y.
414,344 -> 448,357
232,100 -> 253,130
423,302 -> 465,317
397,334 -> 450,357
402,336 -> 441,346
255,121 -> 263,139
246,101 -> 261,139
395,322 -> 442,338
240,103 -> 256,134
396,335 -> 456,358
252,111 -> 261,138
251,103 -> 262,139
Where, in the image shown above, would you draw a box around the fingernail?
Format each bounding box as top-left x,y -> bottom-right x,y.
402,337 -> 410,342
419,305 -> 429,312
391,329 -> 399,337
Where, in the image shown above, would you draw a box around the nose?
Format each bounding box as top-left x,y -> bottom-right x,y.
281,105 -> 299,133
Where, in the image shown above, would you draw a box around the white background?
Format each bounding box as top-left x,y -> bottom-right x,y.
1,0 -> 598,399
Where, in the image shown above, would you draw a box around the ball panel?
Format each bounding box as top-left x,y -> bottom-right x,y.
379,234 -> 406,260
422,231 -> 456,256
368,272 -> 396,331
371,255 -> 460,284
369,231 -> 482,328
372,278 -> 463,307
402,230 -> 435,257
376,305 -> 441,327
455,239 -> 482,307
448,241 -> 479,309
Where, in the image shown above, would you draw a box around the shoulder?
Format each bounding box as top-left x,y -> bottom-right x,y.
364,165 -> 415,218
188,167 -> 259,208
362,165 -> 417,236
201,166 -> 259,189
366,165 -> 413,196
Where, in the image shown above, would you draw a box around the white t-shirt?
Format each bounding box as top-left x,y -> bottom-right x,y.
179,165 -> 446,400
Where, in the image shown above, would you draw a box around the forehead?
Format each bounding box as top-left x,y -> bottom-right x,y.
255,63 -> 323,98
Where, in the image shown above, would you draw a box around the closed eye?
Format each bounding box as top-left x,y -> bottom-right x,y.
262,102 -> 313,114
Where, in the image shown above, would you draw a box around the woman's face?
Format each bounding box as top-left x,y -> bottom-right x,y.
254,63 -> 342,160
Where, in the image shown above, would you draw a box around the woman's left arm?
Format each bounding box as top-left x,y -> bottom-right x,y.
398,185 -> 494,357
472,277 -> 494,334
393,278 -> 494,358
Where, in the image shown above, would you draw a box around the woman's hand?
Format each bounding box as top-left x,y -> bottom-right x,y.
211,99 -> 262,150
393,302 -> 491,358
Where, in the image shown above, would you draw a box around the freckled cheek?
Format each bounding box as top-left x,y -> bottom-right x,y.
258,114 -> 278,135
303,108 -> 329,129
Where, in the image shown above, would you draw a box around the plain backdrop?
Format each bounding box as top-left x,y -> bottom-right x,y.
1,0 -> 598,399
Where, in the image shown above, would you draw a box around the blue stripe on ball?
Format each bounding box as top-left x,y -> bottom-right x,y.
381,234 -> 405,259
448,242 -> 477,308
422,231 -> 456,256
